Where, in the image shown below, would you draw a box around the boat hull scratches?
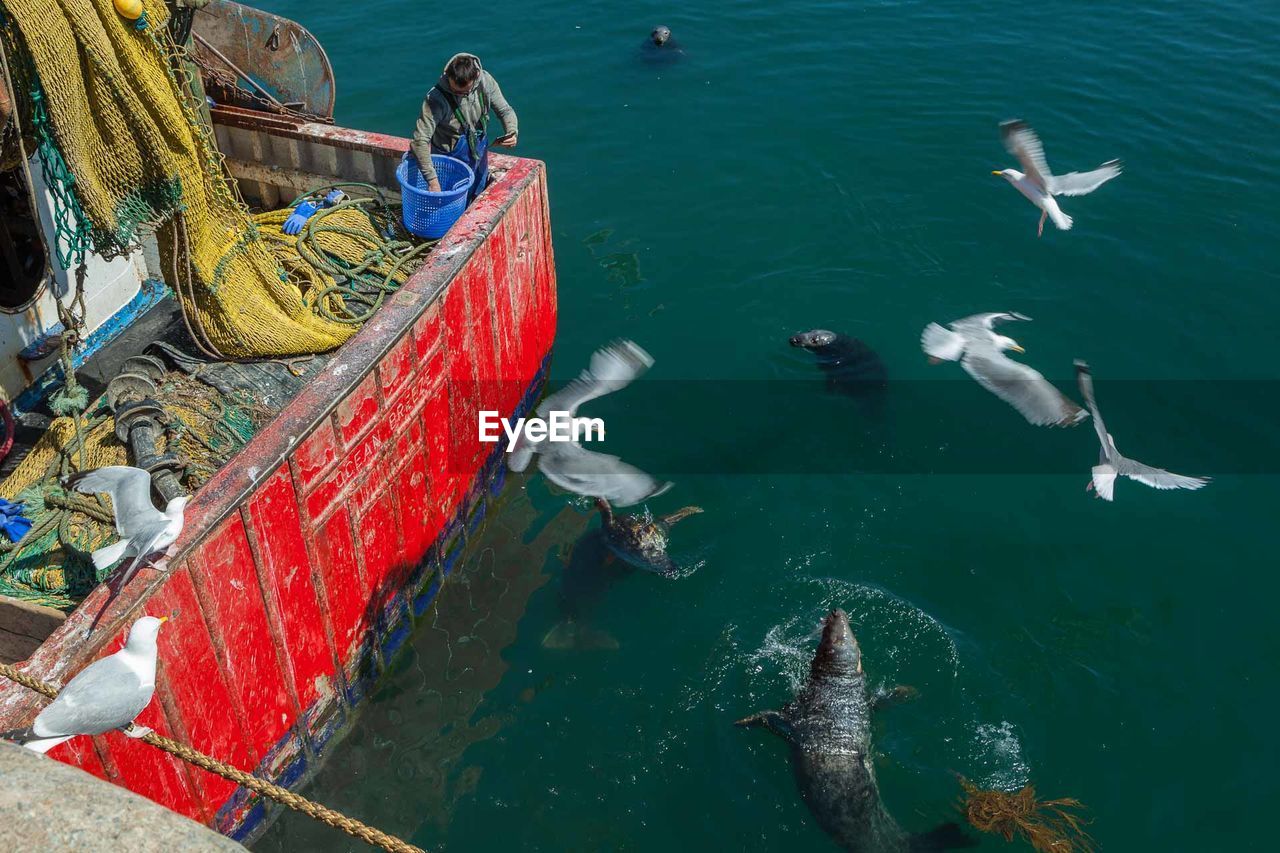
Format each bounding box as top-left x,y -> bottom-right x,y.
215,357 -> 548,844
0,143 -> 558,838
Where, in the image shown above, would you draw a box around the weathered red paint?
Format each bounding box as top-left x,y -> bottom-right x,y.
335,372 -> 381,448
0,123 -> 556,842
395,432 -> 433,560
105,693 -> 204,821
246,471 -> 334,712
293,416 -> 340,489
377,334 -> 415,404
358,488 -> 403,605
147,569 -> 252,809
444,275 -> 483,476
305,420 -> 391,522
311,505 -> 367,661
487,216 -> 523,414
187,517 -> 297,757
46,731 -> 108,782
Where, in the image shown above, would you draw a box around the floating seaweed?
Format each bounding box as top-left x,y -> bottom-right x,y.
958,777 -> 1095,853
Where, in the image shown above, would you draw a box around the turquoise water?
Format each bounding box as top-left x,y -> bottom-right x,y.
257,1 -> 1278,850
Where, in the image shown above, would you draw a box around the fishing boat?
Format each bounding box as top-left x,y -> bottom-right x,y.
0,0 -> 555,842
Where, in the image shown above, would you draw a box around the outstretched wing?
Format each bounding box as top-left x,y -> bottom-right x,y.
1000,120 -> 1052,190
963,353 -> 1087,427
1115,458 -> 1210,492
921,323 -> 966,361
66,467 -> 163,537
1074,360 -> 1113,458
1050,160 -> 1122,196
955,312 -> 1032,334
1075,360 -> 1208,495
507,442 -> 536,473
1090,464 -> 1118,502
536,339 -> 654,419
539,443 -> 672,507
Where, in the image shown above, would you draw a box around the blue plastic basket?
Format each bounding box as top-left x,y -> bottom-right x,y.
397,154 -> 475,239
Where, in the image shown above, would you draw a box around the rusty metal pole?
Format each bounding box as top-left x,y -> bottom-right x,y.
105,356 -> 186,503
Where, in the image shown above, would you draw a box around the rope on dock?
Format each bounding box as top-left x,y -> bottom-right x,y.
0,661 -> 425,853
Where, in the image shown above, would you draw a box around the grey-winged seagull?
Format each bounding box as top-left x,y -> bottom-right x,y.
922,312 -> 1087,427
1074,360 -> 1209,500
0,616 -> 166,753
994,120 -> 1122,236
65,467 -> 187,587
509,340 -> 671,506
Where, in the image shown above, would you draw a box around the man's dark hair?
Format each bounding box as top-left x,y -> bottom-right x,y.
446,55 -> 482,86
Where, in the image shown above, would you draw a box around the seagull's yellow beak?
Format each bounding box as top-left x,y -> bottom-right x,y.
1009,344 -> 1025,353
159,616 -> 169,624
991,170 -> 1003,176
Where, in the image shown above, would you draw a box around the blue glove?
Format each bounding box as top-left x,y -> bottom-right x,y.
282,200 -> 319,235
0,498 -> 31,543
2,515 -> 32,543
322,189 -> 347,207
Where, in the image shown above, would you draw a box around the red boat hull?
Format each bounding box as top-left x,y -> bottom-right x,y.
0,123 -> 556,842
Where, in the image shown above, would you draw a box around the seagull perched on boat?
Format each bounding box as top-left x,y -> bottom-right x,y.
922,312 -> 1087,427
1074,360 -> 1209,501
509,340 -> 671,507
0,616 -> 166,753
64,467 -> 188,587
993,119 -> 1122,236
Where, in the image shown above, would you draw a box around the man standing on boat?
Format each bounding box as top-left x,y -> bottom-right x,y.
411,53 -> 518,201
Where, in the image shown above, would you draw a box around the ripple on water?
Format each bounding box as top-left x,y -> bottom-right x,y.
700,575 -> 1043,796
718,575 -> 965,702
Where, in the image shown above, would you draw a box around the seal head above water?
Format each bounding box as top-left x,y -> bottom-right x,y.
641,26 -> 684,64
790,329 -> 889,403
737,610 -> 972,852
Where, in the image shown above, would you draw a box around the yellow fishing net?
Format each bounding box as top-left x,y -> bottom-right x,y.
1,0 -> 381,356
0,1 -> 428,606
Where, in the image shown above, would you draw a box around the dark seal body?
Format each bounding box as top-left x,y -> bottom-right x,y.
790,330 -> 889,403
738,610 -> 969,853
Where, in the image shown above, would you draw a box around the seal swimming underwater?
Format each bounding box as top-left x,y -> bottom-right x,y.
595,498 -> 702,577
790,330 -> 889,402
737,610 -> 972,853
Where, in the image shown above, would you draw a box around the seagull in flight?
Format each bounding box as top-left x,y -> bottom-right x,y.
1074,360 -> 1209,501
65,467 -> 188,587
993,119 -> 1122,236
922,312 -> 1087,427
509,340 -> 671,507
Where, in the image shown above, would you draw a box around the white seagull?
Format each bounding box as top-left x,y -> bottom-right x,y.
0,616 -> 166,753
922,312 -> 1087,427
994,119 -> 1122,236
1074,360 -> 1210,501
66,467 -> 188,587
509,340 -> 672,507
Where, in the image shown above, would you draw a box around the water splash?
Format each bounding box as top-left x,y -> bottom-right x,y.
967,721 -> 1033,792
